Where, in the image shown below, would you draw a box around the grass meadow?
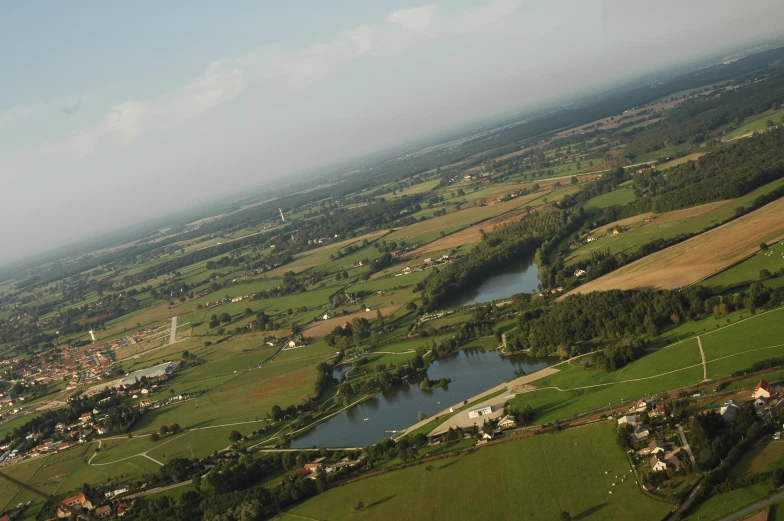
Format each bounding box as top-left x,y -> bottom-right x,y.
289,422 -> 672,521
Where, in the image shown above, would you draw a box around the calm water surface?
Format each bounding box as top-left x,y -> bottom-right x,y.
449,257 -> 539,307
290,347 -> 556,448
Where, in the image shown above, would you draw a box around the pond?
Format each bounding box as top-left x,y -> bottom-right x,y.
290,347 -> 557,448
449,256 -> 540,307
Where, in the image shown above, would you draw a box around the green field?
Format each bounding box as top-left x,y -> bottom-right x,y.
507,307 -> 784,424
582,184 -> 636,212
703,240 -> 784,292
723,107 -> 784,139
290,423 -> 672,521
682,483 -> 771,521
700,307 -> 784,378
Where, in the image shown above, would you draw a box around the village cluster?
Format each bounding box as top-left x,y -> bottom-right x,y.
0,363 -> 180,469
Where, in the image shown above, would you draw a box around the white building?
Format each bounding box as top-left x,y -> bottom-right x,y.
468,406 -> 493,419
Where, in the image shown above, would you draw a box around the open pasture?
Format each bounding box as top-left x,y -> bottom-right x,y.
703,240 -> 784,292
289,422 -> 671,521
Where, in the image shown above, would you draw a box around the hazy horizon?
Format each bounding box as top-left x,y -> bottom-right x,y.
2,0 -> 784,266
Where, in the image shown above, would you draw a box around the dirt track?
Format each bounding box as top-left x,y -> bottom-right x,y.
568,197 -> 784,294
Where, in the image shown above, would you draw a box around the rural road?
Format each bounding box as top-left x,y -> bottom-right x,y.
667,484 -> 701,521
125,480 -> 193,500
676,424 -> 697,469
713,489 -> 784,521
697,336 -> 707,381
168,316 -> 178,345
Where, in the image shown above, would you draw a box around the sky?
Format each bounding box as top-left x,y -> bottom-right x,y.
1,0 -> 783,265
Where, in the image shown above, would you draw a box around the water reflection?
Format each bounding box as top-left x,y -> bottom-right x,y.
449,257 -> 539,307
290,347 -> 556,448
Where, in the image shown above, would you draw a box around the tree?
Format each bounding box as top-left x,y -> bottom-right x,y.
221,312 -> 232,324
150,433 -> 160,442
376,309 -> 384,326
418,411 -> 428,421
560,512 -> 572,521
229,430 -> 242,443
160,425 -> 170,435
271,405 -> 284,421
405,301 -> 417,311
354,502 -> 364,511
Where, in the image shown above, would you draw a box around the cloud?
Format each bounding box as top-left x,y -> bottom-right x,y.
0,103 -> 44,128
386,5 -> 439,33
60,61 -> 246,157
450,0 -> 526,34
15,0 -> 514,162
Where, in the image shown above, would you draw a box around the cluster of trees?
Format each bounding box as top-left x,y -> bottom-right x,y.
590,337 -> 646,372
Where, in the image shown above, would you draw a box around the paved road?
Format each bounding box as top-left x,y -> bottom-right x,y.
676,424 -> 697,469
168,316 -> 177,345
713,489 -> 784,521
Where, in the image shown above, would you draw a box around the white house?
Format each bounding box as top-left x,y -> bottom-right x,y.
650,454 -> 668,472
574,269 -> 587,277
633,400 -> 648,413
468,406 -> 493,419
322,313 -> 333,321
498,415 -> 516,429
617,415 -> 640,426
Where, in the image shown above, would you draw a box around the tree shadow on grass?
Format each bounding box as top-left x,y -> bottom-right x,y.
366,495 -> 396,509
574,502 -> 608,519
437,459 -> 460,471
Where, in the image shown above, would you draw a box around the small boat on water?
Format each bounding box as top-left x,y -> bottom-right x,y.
363,418 -> 369,421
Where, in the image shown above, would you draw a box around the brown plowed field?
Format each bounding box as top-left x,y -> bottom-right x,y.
405,209 -> 529,256
567,197 -> 784,295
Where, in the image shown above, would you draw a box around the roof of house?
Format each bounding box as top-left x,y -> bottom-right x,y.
95,505 -> 112,515
756,380 -> 771,392
62,493 -> 90,506
648,440 -> 664,449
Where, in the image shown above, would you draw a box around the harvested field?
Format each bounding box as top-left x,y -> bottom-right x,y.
406,209 -> 528,256
303,305 -> 402,337
568,197 -> 784,295
650,200 -> 730,225
591,213 -> 654,234
657,152 -> 706,170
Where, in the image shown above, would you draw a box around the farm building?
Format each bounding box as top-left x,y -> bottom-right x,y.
617,415 -> 640,426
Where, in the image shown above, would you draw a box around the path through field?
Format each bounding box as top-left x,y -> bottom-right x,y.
698,336 -> 707,381
168,316 -> 177,345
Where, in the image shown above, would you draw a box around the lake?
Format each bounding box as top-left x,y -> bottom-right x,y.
449,256 -> 540,307
290,347 -> 557,448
